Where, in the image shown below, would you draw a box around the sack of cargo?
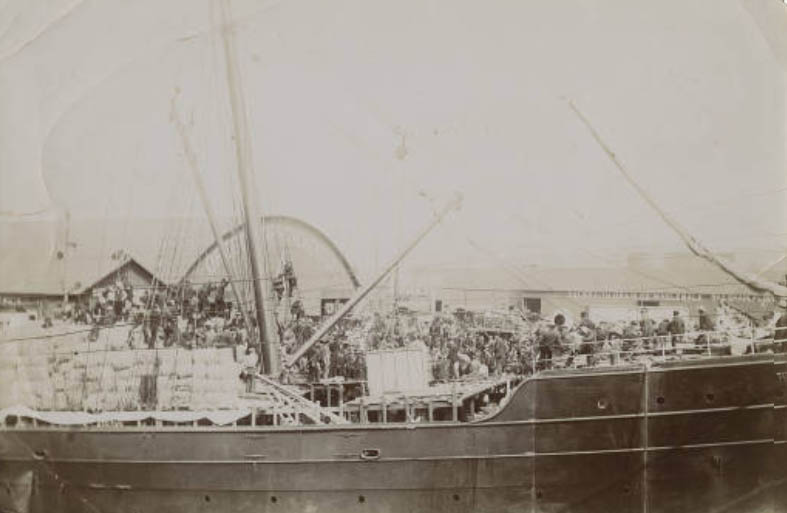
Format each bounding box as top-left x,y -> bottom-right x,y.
34,387 -> 55,408
192,360 -> 209,379
117,391 -> 138,411
106,351 -> 130,371
134,349 -> 157,365
85,381 -> 103,396
135,358 -> 157,377
124,328 -> 144,349
65,391 -> 83,411
0,342 -> 18,360
0,383 -> 18,408
28,354 -> 49,368
87,350 -> 106,369
156,349 -> 176,375
84,393 -> 102,412
0,356 -> 16,371
0,369 -> 16,385
175,349 -> 193,366
72,352 -> 87,369
53,391 -> 69,410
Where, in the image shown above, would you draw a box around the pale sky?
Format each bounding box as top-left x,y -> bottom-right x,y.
0,0 -> 785,280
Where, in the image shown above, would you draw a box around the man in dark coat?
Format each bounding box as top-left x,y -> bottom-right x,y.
698,307 -> 714,331
579,310 -> 596,330
696,307 -> 715,346
668,310 -> 685,347
775,300 -> 787,353
537,314 -> 566,370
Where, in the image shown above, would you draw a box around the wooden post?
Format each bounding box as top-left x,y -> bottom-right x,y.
428,399 -> 434,422
310,384 -> 315,402
404,395 -> 410,423
382,396 -> 388,423
251,407 -> 256,427
338,385 -> 344,417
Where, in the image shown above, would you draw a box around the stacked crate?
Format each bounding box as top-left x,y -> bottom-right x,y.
0,341 -> 19,408
170,348 -> 195,409
1,328 -> 245,412
190,347 -> 243,410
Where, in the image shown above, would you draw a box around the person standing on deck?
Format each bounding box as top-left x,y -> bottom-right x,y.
242,346 -> 259,392
579,310 -> 596,331
319,340 -> 331,379
696,307 -> 715,346
775,300 -> 787,353
668,311 -> 685,347
640,309 -> 656,348
146,304 -> 161,349
494,335 -> 508,375
537,314 -> 565,370
698,307 -> 714,331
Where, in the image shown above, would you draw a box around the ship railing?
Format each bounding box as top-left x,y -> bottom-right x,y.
531,328 -> 779,370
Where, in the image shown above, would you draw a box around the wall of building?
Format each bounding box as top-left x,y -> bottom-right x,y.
427,287 -> 771,326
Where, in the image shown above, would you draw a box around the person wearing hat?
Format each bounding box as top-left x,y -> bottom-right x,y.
668,310 -> 685,347
454,353 -> 472,378
536,315 -> 565,370
241,345 -> 259,392
775,299 -> 787,353
579,310 -> 596,331
696,306 -> 714,346
698,307 -> 714,331
493,335 -> 508,376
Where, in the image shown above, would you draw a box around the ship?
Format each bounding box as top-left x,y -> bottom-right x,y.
1,328 -> 784,513
2,2 -> 787,512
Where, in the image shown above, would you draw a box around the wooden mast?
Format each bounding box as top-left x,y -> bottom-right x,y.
218,0 -> 279,375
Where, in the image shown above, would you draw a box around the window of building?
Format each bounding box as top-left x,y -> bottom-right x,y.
523,297 -> 541,314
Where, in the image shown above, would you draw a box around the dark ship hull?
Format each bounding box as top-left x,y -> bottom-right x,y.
1,353 -> 783,513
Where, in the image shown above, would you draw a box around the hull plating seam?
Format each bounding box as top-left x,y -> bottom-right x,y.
536,358 -> 772,380
4,437 -> 775,464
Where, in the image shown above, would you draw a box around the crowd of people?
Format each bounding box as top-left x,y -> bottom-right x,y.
66,277 -> 251,349
49,274 -> 787,384
292,300 -> 787,383
283,317 -> 367,383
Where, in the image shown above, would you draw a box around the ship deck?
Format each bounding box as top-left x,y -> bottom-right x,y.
341,376 -> 522,422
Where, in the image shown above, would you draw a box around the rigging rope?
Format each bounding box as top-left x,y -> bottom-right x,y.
569,100 -> 787,299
